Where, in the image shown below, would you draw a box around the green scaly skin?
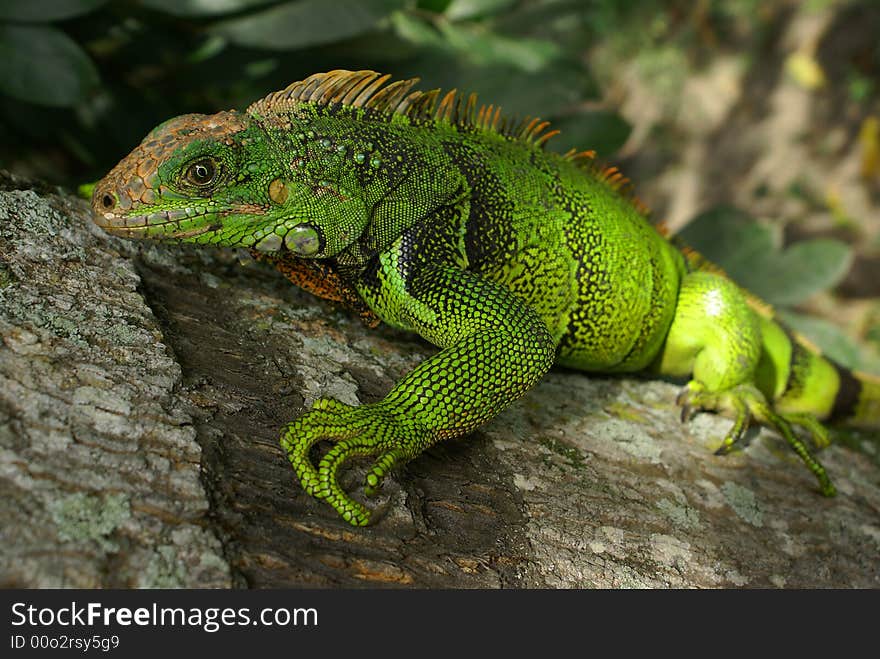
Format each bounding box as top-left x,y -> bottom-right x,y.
91,71 -> 880,526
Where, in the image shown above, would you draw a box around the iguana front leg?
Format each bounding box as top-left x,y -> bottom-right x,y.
282,263 -> 557,525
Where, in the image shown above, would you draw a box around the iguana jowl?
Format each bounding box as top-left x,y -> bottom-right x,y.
91,70 -> 880,526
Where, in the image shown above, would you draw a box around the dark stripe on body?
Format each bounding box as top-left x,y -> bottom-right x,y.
780,329 -> 809,400
782,334 -> 862,421
830,361 -> 862,421
440,140 -> 516,273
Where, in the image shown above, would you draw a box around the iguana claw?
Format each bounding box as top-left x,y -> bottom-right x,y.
281,398 -> 423,525
676,380 -> 836,496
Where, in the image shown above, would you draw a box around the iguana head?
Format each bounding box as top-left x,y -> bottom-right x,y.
91,109 -> 368,257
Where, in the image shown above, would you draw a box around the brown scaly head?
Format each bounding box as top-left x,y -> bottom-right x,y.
90,99 -> 372,258
92,111 -> 260,239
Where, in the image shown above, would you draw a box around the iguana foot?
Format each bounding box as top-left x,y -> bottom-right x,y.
280,398 -> 426,525
677,381 -> 836,496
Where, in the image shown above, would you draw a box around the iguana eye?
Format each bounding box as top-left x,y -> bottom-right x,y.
185,158 -> 219,186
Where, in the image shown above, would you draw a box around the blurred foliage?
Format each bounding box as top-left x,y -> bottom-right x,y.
678,207 -> 853,309
1,0 -> 876,184
0,0 -> 617,184
680,208 -> 880,372
0,0 -> 877,368
1,0 -> 805,184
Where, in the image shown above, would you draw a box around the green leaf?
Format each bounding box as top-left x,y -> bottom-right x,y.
392,13 -> 560,73
417,0 -> 453,12
139,0 -> 279,17
0,24 -> 98,107
212,0 -> 406,50
676,207 -> 772,271
78,181 -> 97,200
756,239 -> 853,307
435,20 -> 560,73
677,208 -> 853,307
445,0 -> 517,21
409,61 -> 593,121
778,310 -> 868,372
0,0 -> 107,22
551,110 -> 631,156
390,11 -> 446,49
188,35 -> 228,63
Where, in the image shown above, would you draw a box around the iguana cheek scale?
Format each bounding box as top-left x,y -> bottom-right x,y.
91,70 -> 880,526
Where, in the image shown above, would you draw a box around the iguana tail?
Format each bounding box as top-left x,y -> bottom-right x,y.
755,316 -> 880,429
677,242 -> 880,430
842,371 -> 880,428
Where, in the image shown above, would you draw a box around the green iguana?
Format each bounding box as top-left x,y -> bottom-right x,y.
90,70 -> 880,526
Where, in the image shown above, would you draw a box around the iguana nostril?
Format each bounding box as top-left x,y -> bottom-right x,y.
101,194 -> 115,209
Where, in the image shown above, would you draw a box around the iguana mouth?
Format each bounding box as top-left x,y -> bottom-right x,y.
94,208 -> 216,238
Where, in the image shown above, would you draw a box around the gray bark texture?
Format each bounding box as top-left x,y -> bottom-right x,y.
1,171 -> 878,588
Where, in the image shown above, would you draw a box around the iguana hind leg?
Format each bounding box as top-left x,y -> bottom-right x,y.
658,271 -> 835,495
677,381 -> 835,495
